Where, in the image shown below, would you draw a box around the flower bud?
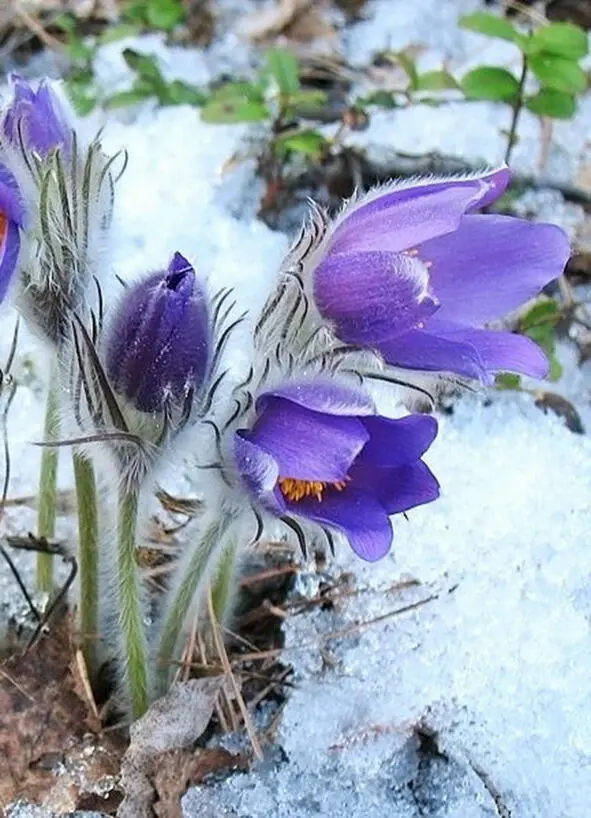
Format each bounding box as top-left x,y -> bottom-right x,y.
2,76 -> 71,158
105,253 -> 210,414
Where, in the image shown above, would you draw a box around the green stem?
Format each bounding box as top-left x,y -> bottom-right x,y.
210,538 -> 239,626
117,486 -> 148,719
154,515 -> 232,696
36,379 -> 59,593
505,52 -> 528,165
73,452 -> 99,678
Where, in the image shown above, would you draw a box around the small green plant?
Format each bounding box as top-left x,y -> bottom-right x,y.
105,50 -> 206,109
357,16 -> 588,165
459,14 -> 588,161
201,48 -> 331,161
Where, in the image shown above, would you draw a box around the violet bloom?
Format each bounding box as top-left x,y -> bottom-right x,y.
105,253 -> 210,414
2,76 -> 71,159
312,168 -> 571,383
233,381 -> 439,561
0,163 -> 25,303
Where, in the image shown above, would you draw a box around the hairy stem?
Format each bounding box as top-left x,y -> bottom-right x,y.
154,514 -> 232,695
117,486 -> 148,719
73,452 -> 99,678
505,52 -> 528,166
36,378 -> 59,593
210,538 -> 239,626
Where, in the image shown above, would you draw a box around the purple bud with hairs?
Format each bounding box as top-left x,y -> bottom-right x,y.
2,76 -> 71,159
105,253 -> 210,414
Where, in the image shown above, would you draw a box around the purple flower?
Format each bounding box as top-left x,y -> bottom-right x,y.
312,168 -> 571,383
0,163 -> 25,303
2,76 -> 71,159
233,381 -> 439,561
105,253 -> 210,414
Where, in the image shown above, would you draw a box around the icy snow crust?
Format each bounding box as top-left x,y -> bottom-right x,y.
1,1 -> 590,816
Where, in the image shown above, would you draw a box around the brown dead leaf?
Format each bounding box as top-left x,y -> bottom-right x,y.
534,390 -> 585,434
0,610 -> 106,811
152,747 -> 248,818
118,678 -> 224,818
242,0 -> 316,42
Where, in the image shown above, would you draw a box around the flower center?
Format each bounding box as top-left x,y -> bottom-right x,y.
0,212 -> 6,244
278,477 -> 348,503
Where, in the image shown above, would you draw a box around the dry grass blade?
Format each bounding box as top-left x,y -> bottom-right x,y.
206,590 -> 264,760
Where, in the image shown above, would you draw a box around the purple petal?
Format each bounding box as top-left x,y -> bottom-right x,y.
0,219 -> 20,303
377,329 -> 488,380
314,251 -> 438,344
352,461 -> 440,515
421,215 -> 570,327
443,328 -> 549,379
3,77 -> 71,159
357,414 -> 438,468
0,163 -> 26,226
258,379 -> 375,417
289,487 -> 393,562
105,254 -> 210,412
327,168 -> 509,256
233,433 -> 283,513
247,398 -> 369,482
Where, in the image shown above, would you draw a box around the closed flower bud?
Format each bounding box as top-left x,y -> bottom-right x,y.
105,253 -> 210,414
2,76 -> 72,158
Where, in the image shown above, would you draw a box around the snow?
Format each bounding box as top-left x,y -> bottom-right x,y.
2,1 -> 591,817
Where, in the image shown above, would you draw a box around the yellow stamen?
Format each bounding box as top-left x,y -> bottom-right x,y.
278,476 -> 349,503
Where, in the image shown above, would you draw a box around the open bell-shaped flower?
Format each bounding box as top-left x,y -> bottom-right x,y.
105,253 -> 210,415
311,168 -> 571,383
233,380 -> 439,561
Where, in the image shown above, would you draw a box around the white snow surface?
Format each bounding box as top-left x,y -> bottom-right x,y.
1,2 -> 591,817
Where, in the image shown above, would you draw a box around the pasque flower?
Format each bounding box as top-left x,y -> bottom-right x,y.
233,380 -> 439,561
105,253 -> 210,414
312,168 -> 571,383
2,75 -> 71,158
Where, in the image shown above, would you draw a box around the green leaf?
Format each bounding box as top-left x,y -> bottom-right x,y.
98,23 -> 140,44
356,90 -> 397,109
395,51 -> 419,88
459,12 -> 522,44
104,88 -> 154,109
525,88 -> 576,119
519,298 -> 561,332
547,353 -> 563,382
461,67 -> 520,102
146,0 -> 185,31
121,0 -> 147,23
265,48 -> 300,96
287,89 -> 329,107
495,372 -> 522,390
65,37 -> 95,63
529,53 -> 587,94
66,79 -> 97,116
209,82 -> 265,103
52,13 -> 77,32
273,129 -> 328,158
165,80 -> 207,106
415,70 -> 459,91
122,49 -> 163,82
530,21 -> 588,59
201,98 -> 269,124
